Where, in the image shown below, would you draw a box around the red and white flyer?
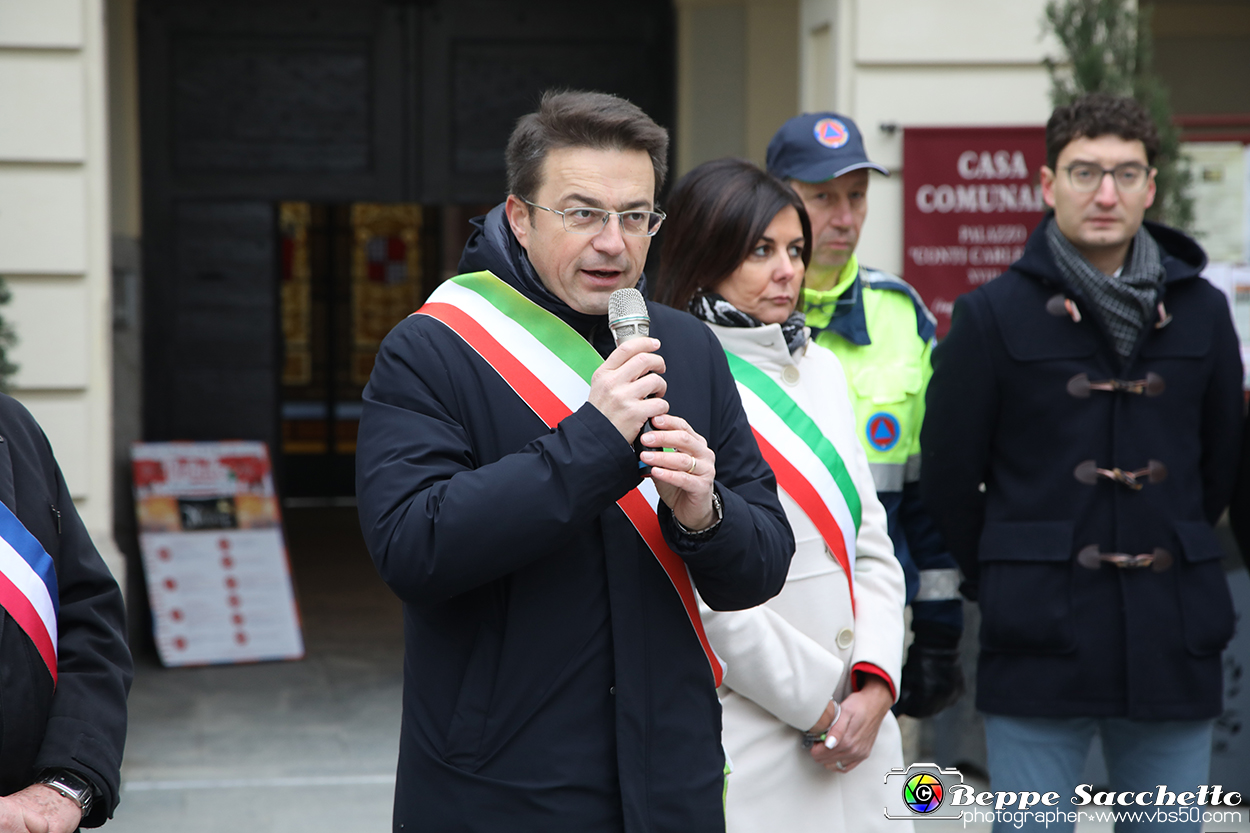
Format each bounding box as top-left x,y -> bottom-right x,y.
132,441 -> 304,666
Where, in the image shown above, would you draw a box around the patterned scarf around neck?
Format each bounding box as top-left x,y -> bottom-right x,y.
688,292 -> 809,355
1045,218 -> 1165,359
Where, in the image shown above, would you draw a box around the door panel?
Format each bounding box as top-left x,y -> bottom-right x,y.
161,200 -> 278,446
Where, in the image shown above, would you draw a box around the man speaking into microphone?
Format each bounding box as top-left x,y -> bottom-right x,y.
356,90 -> 793,833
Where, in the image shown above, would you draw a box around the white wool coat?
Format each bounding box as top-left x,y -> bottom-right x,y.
702,322 -> 911,833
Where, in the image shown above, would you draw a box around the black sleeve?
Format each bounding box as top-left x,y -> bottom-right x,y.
900,481 -> 964,631
1229,415 -> 1250,564
920,294 -> 998,592
659,326 -> 793,611
356,320 -> 644,605
900,480 -> 961,577
33,442 -> 132,827
1200,299 -> 1245,526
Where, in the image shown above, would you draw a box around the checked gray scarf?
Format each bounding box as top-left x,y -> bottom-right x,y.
1045,218 -> 1165,359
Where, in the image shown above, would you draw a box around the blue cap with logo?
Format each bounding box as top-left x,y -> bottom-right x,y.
766,113 -> 890,183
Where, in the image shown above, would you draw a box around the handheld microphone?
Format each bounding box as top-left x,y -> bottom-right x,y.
608,288 -> 656,476
608,288 -> 650,344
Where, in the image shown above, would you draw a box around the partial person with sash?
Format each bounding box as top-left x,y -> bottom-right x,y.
355,91 -> 794,833
0,394 -> 132,831
655,158 -> 907,833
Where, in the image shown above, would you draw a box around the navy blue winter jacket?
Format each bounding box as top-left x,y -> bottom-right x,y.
356,205 -> 793,832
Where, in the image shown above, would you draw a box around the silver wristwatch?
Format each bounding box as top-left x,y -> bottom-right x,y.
674,488 -> 723,539
38,769 -> 94,817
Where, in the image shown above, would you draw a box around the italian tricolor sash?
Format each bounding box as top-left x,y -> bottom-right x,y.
414,272 -> 725,687
0,502 -> 58,684
723,352 -> 862,611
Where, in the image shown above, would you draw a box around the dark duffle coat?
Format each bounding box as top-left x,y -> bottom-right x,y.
921,216 -> 1243,721
356,205 -> 794,833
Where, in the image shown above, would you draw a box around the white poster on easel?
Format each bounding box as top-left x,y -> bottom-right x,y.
132,441 -> 304,667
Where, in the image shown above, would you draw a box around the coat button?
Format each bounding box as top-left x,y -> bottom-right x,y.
781,365 -> 800,385
836,627 -> 854,650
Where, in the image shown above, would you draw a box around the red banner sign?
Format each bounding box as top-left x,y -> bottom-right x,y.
903,126 -> 1048,337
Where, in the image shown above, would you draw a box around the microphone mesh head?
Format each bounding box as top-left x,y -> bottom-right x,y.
608,288 -> 648,325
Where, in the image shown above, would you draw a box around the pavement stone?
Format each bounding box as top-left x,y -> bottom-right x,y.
109,507 -> 403,832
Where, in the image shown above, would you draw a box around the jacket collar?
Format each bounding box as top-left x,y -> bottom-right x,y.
706,320 -> 805,370
805,272 -> 871,346
457,203 -> 650,352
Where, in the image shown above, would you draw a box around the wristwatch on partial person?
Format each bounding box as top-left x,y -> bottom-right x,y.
673,488 -> 723,540
37,769 -> 95,818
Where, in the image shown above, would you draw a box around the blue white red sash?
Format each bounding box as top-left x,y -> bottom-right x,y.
0,502 -> 58,684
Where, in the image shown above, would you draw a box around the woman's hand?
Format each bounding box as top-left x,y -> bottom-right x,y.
810,676 -> 893,773
807,698 -> 841,736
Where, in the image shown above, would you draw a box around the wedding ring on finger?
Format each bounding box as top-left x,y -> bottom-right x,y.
686,457 -> 698,475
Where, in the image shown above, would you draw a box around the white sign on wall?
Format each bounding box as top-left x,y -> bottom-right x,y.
1201,263 -> 1250,386
1187,141 -> 1248,264
132,441 -> 304,667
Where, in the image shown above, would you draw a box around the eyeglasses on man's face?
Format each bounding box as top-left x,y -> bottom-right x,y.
523,199 -> 666,237
1063,161 -> 1154,194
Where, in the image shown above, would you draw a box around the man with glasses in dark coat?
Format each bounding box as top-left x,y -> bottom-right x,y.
356,90 -> 793,833
922,93 -> 1242,832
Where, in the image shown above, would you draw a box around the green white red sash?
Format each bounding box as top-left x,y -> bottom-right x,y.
723,352 -> 862,611
414,272 -> 725,687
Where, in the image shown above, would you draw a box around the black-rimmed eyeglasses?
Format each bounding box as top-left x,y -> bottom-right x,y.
1063,162 -> 1154,193
523,199 -> 666,237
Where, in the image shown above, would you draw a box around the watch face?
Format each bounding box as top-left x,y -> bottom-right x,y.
40,771 -> 93,813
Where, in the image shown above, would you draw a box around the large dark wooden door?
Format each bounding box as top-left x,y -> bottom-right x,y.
139,0 -> 674,484
140,0 -> 408,454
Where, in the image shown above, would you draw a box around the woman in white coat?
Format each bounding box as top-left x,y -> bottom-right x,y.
656,158 -> 910,833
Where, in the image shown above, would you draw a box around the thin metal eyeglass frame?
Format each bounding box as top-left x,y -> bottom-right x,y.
1062,162 -> 1154,194
522,199 -> 666,237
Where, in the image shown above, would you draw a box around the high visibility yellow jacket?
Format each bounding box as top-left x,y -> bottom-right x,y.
804,255 -> 962,630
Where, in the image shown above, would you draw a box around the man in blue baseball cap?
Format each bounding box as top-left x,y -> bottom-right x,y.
768,113 -> 965,721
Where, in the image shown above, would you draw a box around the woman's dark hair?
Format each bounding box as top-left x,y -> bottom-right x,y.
655,158 -> 812,312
